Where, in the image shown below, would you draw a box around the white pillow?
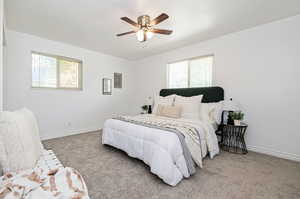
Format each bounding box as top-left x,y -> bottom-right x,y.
156,105 -> 182,118
0,108 -> 43,173
153,95 -> 175,115
200,101 -> 224,124
174,95 -> 203,119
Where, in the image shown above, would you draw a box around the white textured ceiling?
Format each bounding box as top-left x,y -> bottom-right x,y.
5,0 -> 300,60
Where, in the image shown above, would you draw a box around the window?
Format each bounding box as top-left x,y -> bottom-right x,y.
167,55 -> 213,88
32,52 -> 82,89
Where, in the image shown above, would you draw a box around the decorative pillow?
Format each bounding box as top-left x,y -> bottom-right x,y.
16,109 -> 44,157
156,104 -> 164,116
156,105 -> 182,118
200,101 -> 224,124
174,95 -> 203,119
152,95 -> 175,115
0,109 -> 43,173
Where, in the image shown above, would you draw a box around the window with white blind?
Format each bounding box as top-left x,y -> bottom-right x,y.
32,52 -> 82,89
167,55 -> 213,88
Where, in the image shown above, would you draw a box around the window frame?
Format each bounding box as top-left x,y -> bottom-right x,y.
167,54 -> 214,88
31,51 -> 83,90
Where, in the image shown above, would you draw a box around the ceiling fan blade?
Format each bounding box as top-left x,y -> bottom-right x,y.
116,31 -> 136,36
120,17 -> 139,27
151,29 -> 173,35
150,13 -> 169,25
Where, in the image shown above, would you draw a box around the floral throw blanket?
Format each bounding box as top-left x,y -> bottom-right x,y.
0,167 -> 89,199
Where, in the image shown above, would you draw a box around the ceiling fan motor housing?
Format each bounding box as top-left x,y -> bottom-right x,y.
138,15 -> 151,28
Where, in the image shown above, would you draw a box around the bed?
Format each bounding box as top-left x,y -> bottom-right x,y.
102,87 -> 224,186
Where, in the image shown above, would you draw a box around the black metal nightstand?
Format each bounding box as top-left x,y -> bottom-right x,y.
221,123 -> 248,154
215,125 -> 224,144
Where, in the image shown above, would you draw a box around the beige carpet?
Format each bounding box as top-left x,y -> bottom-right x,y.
43,131 -> 300,199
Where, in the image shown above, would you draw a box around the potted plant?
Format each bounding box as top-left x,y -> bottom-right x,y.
229,111 -> 244,126
141,105 -> 149,114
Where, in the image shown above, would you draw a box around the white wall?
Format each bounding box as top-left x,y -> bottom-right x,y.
4,14 -> 300,161
0,0 -> 3,111
4,30 -> 136,140
134,15 -> 300,161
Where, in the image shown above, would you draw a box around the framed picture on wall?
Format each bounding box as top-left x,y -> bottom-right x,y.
114,73 -> 122,88
102,78 -> 112,95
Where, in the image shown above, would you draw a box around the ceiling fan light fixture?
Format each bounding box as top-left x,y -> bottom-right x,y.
136,29 -> 145,42
136,29 -> 153,42
146,31 -> 153,39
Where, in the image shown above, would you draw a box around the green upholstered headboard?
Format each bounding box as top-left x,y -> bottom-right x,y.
160,87 -> 224,103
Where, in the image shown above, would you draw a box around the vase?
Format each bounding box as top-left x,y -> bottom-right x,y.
148,105 -> 152,114
234,120 -> 241,126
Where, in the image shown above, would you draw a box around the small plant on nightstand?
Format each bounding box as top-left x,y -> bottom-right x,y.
229,111 -> 244,126
141,105 -> 149,114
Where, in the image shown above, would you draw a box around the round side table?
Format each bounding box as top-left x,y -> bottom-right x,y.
221,123 -> 248,154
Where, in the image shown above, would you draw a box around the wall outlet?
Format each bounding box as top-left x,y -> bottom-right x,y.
66,122 -> 72,127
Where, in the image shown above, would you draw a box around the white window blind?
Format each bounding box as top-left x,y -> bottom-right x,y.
32,52 -> 82,89
167,55 -> 213,88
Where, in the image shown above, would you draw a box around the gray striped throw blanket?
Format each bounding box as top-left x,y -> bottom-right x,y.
114,115 -> 204,175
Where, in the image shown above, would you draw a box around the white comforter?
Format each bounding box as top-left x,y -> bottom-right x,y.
102,114 -> 219,186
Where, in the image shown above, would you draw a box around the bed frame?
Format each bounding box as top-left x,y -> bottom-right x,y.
160,86 -> 224,103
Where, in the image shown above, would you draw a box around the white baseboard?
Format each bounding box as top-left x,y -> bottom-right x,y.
247,145 -> 300,162
41,127 -> 101,141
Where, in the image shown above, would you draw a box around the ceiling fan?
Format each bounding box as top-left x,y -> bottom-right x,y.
116,13 -> 173,42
